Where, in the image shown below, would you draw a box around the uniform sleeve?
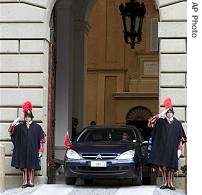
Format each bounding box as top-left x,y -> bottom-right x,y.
38,125 -> 46,143
37,125 -> 46,153
150,118 -> 163,142
10,125 -> 19,144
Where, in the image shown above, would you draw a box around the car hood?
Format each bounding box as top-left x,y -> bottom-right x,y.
72,142 -> 138,154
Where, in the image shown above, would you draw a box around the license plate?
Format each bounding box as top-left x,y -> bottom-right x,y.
90,161 -> 107,167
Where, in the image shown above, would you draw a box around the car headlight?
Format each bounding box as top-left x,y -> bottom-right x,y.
66,149 -> 80,159
116,150 -> 135,160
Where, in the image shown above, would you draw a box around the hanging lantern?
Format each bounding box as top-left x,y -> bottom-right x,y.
119,0 -> 146,48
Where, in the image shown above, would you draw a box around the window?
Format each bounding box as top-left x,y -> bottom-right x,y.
150,17 -> 159,51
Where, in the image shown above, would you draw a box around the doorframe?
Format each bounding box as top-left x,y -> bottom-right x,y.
47,7 -> 56,184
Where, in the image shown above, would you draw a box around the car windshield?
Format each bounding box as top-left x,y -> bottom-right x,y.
77,127 -> 138,143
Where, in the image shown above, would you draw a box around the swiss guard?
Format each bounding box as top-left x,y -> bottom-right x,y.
8,100 -> 46,188
146,97 -> 187,190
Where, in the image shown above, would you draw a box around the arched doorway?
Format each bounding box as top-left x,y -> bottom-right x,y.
45,0 -> 186,186
49,0 -> 159,183
126,106 -> 153,141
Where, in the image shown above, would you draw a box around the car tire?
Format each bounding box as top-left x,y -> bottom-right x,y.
132,166 -> 142,186
65,177 -> 76,185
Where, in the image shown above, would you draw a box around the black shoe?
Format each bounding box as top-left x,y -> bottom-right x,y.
27,183 -> 35,187
160,185 -> 168,189
22,184 -> 28,188
168,186 -> 176,190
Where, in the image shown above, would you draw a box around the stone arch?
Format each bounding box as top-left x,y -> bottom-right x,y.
45,0 -> 57,24
43,0 -> 187,109
43,0 -> 187,131
44,0 -> 187,106
126,106 -> 153,121
126,106 -> 153,141
45,0 -> 98,31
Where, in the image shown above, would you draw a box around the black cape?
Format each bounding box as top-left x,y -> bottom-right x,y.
11,122 -> 45,170
146,117 -> 185,171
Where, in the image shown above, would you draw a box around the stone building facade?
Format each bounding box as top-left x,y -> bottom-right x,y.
0,0 -> 187,189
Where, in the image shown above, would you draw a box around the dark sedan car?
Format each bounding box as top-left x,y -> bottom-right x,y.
64,125 -> 150,185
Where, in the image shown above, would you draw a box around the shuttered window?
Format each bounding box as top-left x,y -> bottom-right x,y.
150,17 -> 159,51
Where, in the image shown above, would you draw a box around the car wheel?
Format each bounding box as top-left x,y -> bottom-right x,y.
132,166 -> 142,186
65,177 -> 76,185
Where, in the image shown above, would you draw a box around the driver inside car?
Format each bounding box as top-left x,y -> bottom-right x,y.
121,132 -> 130,141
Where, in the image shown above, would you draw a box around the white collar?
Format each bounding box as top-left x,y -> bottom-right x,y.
26,120 -> 32,125
166,116 -> 174,123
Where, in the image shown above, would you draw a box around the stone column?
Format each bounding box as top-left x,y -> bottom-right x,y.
0,144 -> 5,192
72,20 -> 90,131
55,0 -> 74,143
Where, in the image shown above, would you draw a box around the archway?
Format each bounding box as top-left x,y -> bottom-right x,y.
126,106 -> 153,141
44,0 -> 187,185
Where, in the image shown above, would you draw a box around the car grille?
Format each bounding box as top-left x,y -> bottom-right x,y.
82,153 -> 118,160
71,165 -> 129,174
78,166 -> 119,172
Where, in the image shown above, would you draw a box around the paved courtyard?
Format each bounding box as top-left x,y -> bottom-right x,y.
0,183 -> 186,195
